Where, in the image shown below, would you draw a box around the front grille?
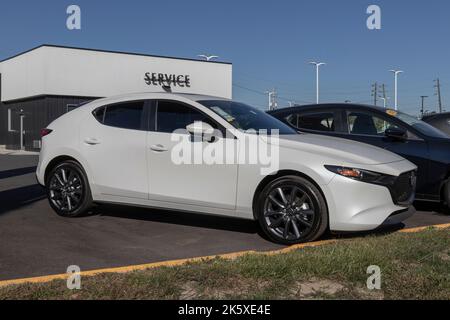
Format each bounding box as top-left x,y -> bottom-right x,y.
390,171 -> 416,206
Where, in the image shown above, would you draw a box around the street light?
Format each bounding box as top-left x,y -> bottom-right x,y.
390,69 -> 403,110
380,97 -> 390,108
309,61 -> 326,104
265,89 -> 277,110
197,54 -> 219,61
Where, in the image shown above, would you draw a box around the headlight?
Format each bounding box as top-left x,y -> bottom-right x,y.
325,165 -> 396,185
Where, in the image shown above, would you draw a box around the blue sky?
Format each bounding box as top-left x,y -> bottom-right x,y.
0,0 -> 449,115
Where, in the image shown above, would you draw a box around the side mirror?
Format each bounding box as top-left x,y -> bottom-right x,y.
385,127 -> 407,141
186,121 -> 215,142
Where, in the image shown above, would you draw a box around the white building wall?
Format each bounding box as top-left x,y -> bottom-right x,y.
0,48 -> 47,101
0,46 -> 232,102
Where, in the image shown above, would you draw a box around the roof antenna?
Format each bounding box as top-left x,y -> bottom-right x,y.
162,85 -> 172,93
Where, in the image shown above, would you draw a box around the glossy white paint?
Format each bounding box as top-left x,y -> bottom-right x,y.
37,92 -> 417,232
147,131 -> 239,210
79,116 -> 148,199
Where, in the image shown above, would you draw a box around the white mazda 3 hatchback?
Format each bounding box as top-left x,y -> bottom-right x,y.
37,93 -> 417,244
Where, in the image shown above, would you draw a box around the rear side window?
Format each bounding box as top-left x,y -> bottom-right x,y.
286,112 -> 335,132
93,107 -> 105,123
93,101 -> 145,130
156,100 -> 216,133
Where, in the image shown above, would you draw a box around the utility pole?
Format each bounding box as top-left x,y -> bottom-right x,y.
434,79 -> 443,113
420,95 -> 428,117
266,89 -> 278,110
380,84 -> 387,102
371,82 -> 378,106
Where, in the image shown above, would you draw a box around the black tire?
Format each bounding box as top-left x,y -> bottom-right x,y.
46,160 -> 93,217
255,175 -> 328,245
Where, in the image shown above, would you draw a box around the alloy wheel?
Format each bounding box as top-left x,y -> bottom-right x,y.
48,166 -> 84,213
263,185 -> 317,241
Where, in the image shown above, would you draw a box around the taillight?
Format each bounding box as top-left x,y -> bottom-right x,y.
40,128 -> 53,137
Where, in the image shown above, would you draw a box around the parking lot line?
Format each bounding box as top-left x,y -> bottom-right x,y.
1,223 -> 449,288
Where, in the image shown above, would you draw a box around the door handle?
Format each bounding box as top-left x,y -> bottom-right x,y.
84,138 -> 101,145
150,144 -> 168,152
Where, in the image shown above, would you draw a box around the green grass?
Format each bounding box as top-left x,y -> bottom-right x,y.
1,228 -> 449,300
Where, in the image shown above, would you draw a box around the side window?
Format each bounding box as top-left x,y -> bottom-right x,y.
348,112 -> 399,136
156,100 -> 216,133
93,107 -> 105,123
102,101 -> 145,130
286,112 -> 335,132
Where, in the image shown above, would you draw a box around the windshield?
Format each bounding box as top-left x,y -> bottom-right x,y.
388,110 -> 449,139
198,100 -> 297,135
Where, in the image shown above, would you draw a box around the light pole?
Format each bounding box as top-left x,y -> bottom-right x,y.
309,62 -> 326,104
197,54 -> 219,61
265,89 -> 277,110
390,69 -> 403,110
380,97 -> 390,108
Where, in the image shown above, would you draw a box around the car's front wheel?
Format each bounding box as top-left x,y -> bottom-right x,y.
46,160 -> 93,217
256,176 -> 328,245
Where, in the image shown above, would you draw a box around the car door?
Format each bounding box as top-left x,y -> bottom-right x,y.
337,109 -> 429,196
425,115 -> 450,137
146,99 -> 239,210
79,100 -> 149,199
281,109 -> 345,137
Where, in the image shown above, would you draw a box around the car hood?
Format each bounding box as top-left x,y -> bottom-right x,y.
261,133 -> 406,166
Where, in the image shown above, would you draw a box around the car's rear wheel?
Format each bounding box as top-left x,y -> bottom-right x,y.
256,176 -> 328,245
46,160 -> 92,217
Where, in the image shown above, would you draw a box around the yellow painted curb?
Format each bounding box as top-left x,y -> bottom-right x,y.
0,223 -> 449,288
398,223 -> 450,233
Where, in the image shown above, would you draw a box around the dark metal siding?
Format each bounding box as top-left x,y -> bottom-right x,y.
0,95 -> 98,151
0,73 -> 4,146
0,103 -> 6,146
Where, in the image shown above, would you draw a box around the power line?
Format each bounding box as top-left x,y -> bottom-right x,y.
234,72 -> 303,89
235,72 -> 375,93
233,83 -> 267,96
233,83 -> 312,104
234,81 -> 439,110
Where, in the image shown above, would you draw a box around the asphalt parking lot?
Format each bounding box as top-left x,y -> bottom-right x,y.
0,154 -> 449,281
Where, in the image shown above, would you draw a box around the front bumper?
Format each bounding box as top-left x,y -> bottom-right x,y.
324,172 -> 416,232
379,206 -> 416,227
